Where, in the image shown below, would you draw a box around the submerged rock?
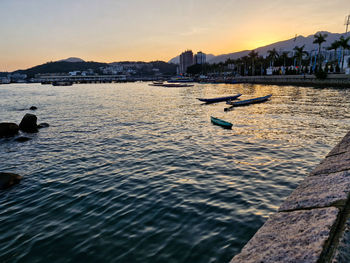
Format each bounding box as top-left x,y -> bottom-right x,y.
0,123 -> 19,137
29,106 -> 37,110
37,123 -> 49,129
0,173 -> 22,190
15,136 -> 31,142
19,113 -> 38,133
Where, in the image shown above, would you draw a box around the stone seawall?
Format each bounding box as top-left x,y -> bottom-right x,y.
230,131 -> 350,262
233,74 -> 350,88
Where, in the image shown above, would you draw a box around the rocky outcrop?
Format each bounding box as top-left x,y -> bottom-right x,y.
14,136 -> 31,142
37,123 -> 49,129
0,123 -> 19,137
19,113 -> 38,133
29,106 -> 37,110
0,173 -> 22,190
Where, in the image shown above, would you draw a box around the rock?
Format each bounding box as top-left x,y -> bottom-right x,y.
29,106 -> 37,110
37,123 -> 49,129
19,113 -> 38,133
0,123 -> 19,137
14,136 -> 31,142
0,173 -> 23,190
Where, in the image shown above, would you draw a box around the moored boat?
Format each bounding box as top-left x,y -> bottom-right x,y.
167,77 -> 194,83
210,116 -> 233,129
161,83 -> 194,88
224,95 -> 272,111
52,81 -> 73,86
197,94 -> 241,103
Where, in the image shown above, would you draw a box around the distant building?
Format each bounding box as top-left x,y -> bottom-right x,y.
194,51 -> 206,65
179,50 -> 194,74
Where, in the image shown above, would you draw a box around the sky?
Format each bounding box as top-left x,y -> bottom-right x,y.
0,0 -> 349,71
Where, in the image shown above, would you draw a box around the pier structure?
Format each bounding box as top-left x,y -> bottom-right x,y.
35,74 -> 128,84
232,74 -> 350,87
231,131 -> 350,262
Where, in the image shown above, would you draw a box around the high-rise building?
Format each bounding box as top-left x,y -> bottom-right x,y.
179,50 -> 194,74
194,51 -> 206,65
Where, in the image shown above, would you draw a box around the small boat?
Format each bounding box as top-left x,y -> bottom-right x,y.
52,81 -> 73,86
225,95 -> 272,111
161,83 -> 194,88
210,116 -> 233,129
197,94 -> 241,103
149,81 -> 164,86
167,77 -> 194,83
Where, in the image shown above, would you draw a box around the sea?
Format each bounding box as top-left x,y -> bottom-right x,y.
1,82 -> 350,263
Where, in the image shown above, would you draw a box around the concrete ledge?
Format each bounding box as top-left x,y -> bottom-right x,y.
230,131 -> 350,262
279,171 -> 350,212
311,151 -> 350,176
231,208 -> 339,263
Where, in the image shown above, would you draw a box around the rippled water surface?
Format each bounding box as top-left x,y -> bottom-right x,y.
1,83 -> 350,263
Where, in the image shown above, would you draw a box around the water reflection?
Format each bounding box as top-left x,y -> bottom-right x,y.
0,83 -> 350,263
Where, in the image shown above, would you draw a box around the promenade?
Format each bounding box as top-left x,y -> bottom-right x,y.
233,74 -> 350,88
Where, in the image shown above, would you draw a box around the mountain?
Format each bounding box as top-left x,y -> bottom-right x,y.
58,57 -> 85,63
13,61 -> 108,78
168,54 -> 215,64
169,31 -> 349,64
209,31 -> 349,63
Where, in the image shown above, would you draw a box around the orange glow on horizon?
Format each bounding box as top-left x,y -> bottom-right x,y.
0,0 -> 348,71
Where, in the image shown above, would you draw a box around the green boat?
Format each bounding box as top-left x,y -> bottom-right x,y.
210,116 -> 233,129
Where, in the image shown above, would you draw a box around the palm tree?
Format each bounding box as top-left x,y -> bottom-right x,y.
241,56 -> 250,76
338,36 -> 350,69
327,40 -> 341,62
267,48 -> 279,67
279,52 -> 290,67
293,45 -> 308,70
248,50 -> 259,75
313,33 -> 328,69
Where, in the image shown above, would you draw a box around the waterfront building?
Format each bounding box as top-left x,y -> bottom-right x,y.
194,51 -> 206,65
179,50 -> 194,74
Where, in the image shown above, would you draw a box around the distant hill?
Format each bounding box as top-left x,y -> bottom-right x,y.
169,31 -> 350,64
14,61 -> 108,78
168,54 -> 215,64
209,31 -> 350,63
58,57 -> 85,63
0,72 -> 9,77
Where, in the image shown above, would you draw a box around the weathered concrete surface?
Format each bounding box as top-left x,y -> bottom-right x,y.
279,171 -> 350,212
311,150 -> 350,176
332,217 -> 350,263
326,132 -> 350,157
231,207 -> 339,263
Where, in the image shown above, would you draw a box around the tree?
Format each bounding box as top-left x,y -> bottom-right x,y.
338,36 -> 350,69
279,52 -> 290,67
293,45 -> 308,70
313,33 -> 328,69
327,40 -> 341,63
267,48 -> 279,67
248,50 -> 259,75
241,56 -> 250,76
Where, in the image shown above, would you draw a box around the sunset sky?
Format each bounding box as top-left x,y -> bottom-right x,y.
0,0 -> 349,71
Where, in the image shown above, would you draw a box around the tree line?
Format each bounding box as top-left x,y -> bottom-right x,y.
187,33 -> 350,77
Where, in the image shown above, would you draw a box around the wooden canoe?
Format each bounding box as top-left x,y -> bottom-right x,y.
210,116 -> 233,129
224,95 -> 272,111
197,94 -> 242,103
